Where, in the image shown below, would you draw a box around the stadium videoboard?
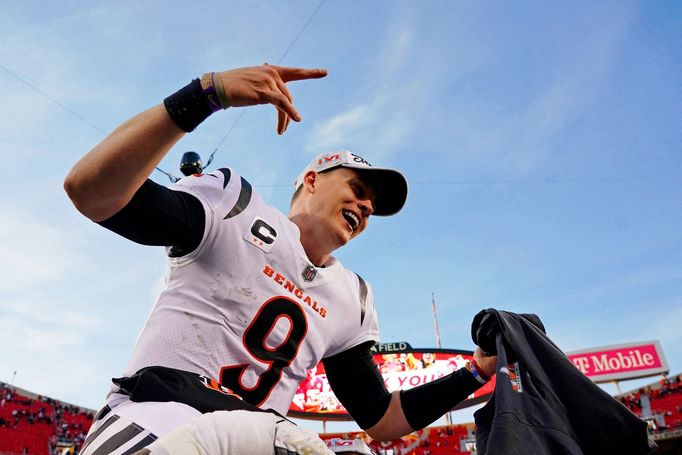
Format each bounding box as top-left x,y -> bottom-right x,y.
288,342 -> 495,420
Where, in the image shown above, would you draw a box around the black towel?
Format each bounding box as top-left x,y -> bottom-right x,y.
471,308 -> 655,455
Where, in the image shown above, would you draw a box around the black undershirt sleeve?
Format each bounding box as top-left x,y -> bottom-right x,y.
399,366 -> 482,430
97,179 -> 205,256
323,341 -> 391,429
324,342 -> 484,431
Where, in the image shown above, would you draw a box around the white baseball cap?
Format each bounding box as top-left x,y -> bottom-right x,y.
294,150 -> 408,216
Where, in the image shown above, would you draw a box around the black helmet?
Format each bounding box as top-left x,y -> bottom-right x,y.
180,151 -> 203,176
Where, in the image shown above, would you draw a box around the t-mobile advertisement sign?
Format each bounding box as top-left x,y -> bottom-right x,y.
567,341 -> 668,383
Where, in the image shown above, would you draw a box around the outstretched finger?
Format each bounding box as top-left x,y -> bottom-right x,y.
275,78 -> 294,105
275,78 -> 293,135
277,107 -> 287,135
264,90 -> 300,123
269,65 -> 328,82
283,109 -> 291,133
276,107 -> 292,135
264,76 -> 291,135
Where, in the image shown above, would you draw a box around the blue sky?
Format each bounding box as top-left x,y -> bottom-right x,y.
1,0 -> 681,433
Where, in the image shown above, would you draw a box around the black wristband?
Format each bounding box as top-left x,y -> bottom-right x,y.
163,79 -> 212,132
400,368 -> 482,431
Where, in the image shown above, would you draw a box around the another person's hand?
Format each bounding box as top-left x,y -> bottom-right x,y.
275,417 -> 334,455
473,347 -> 497,380
216,64 -> 328,134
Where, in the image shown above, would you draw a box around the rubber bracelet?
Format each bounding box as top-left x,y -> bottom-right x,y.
212,72 -> 231,108
469,359 -> 490,384
200,72 -> 223,113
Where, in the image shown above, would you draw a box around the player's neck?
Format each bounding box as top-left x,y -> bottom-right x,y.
304,244 -> 332,268
289,214 -> 334,267
300,232 -> 333,268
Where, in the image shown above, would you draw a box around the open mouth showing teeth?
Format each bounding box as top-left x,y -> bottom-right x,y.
342,210 -> 360,230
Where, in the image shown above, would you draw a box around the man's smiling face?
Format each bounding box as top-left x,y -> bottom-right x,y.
309,167 -> 376,247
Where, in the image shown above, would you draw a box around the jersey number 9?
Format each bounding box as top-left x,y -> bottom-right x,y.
219,297 -> 309,406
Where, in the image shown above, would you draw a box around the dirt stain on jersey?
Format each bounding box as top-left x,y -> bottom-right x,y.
189,321 -> 208,348
236,287 -> 257,300
208,273 -> 227,298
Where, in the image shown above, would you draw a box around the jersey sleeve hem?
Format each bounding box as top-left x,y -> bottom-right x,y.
165,184 -> 215,266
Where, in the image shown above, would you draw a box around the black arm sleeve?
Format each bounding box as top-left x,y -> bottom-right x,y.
324,342 -> 484,431
97,179 -> 205,256
399,367 -> 482,431
323,341 -> 392,429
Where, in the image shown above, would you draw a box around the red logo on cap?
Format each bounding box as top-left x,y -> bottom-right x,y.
317,154 -> 340,165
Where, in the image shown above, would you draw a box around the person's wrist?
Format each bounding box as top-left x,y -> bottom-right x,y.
163,78 -> 212,132
211,72 -> 231,108
200,72 -> 230,112
468,358 -> 491,384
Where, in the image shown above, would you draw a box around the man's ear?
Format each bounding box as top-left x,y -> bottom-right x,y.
303,170 -> 319,193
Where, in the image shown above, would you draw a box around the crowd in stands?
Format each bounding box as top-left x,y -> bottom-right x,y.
405,425 -> 473,455
0,382 -> 94,455
2,373 -> 682,454
616,374 -> 682,433
323,424 -> 474,455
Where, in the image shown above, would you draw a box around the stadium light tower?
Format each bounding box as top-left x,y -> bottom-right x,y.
432,292 -> 452,426
432,292 -> 442,349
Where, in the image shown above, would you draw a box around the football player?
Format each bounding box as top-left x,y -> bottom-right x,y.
65,64 -> 496,455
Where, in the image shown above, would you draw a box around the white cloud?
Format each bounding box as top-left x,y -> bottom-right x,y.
308,104 -> 370,150
306,87 -> 419,162
0,204 -> 83,293
0,311 -> 114,408
0,314 -> 85,352
380,24 -> 414,77
306,24 -> 419,161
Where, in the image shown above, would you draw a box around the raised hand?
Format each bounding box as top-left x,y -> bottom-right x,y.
473,347 -> 497,380
215,64 -> 328,134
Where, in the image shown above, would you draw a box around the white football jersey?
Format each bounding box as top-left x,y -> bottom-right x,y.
120,168 -> 380,415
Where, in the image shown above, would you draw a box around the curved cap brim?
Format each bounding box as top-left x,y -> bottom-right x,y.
357,167 -> 408,216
